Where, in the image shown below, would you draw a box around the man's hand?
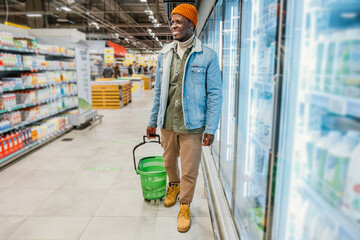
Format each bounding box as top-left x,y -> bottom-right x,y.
202,133 -> 214,146
146,126 -> 157,139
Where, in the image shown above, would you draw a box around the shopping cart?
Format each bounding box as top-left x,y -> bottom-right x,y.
133,134 -> 167,200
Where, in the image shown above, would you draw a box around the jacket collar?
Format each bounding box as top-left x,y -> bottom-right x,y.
160,37 -> 202,54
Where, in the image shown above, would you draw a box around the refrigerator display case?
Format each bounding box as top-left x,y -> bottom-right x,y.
219,0 -> 240,208
273,0 -> 360,239
234,0 -> 282,239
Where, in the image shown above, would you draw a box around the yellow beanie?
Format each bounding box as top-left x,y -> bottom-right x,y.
171,4 -> 198,28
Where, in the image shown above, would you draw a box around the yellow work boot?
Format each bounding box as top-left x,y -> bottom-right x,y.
164,183 -> 180,207
177,203 -> 192,233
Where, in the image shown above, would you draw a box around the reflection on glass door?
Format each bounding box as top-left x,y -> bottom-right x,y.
219,0 -> 240,208
211,0 -> 224,170
273,0 -> 360,240
234,0 -> 281,239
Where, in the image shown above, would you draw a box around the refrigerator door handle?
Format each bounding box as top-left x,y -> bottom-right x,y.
233,72 -> 240,118
264,73 -> 283,240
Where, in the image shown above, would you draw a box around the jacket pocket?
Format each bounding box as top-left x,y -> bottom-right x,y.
190,67 -> 206,85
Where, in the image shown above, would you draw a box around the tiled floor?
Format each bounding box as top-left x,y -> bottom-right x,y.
0,90 -> 214,240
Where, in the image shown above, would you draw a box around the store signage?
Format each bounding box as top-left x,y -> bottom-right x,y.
75,42 -> 92,114
104,47 -> 115,63
104,47 -> 114,54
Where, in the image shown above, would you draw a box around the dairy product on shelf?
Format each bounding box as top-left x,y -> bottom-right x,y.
342,142 -> 360,221
323,131 -> 359,205
0,32 -> 14,46
311,131 -> 342,190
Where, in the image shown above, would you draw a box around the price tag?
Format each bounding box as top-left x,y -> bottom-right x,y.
329,98 -> 346,115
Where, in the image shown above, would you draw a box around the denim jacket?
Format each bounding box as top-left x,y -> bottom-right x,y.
148,37 -> 222,135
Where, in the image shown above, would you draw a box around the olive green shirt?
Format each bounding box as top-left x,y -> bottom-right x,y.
163,40 -> 204,133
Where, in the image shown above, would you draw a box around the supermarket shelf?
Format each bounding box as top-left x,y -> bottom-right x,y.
1,81 -> 77,93
300,181 -> 360,240
0,105 -> 77,135
0,124 -> 73,168
0,45 -> 75,58
306,91 -> 360,118
0,94 -> 78,115
0,66 -> 76,72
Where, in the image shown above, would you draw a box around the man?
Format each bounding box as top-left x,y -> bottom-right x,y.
102,63 -> 114,78
128,64 -> 133,76
114,63 -> 120,78
138,65 -> 144,74
146,3 -> 222,233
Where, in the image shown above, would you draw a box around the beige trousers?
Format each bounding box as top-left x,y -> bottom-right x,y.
160,128 -> 203,204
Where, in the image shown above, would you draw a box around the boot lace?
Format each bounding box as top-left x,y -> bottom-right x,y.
178,207 -> 192,220
166,186 -> 174,195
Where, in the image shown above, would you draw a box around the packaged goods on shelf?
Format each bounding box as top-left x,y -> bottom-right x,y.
0,53 -> 75,70
21,73 -> 37,85
13,37 -> 37,50
0,53 -> 22,67
62,109 -> 78,115
22,55 -> 46,68
2,111 -> 21,126
36,88 -> 51,101
1,77 -> 23,88
15,90 -> 36,104
61,71 -> 76,81
0,130 -> 28,158
13,39 -> 27,49
0,94 -> 17,109
0,120 -> 11,131
0,32 -> 14,46
30,117 -> 67,142
37,43 -> 74,56
20,103 -> 58,121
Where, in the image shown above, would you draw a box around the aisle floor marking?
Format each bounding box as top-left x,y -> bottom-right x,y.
111,139 -> 137,143
131,83 -> 139,93
83,167 -> 121,171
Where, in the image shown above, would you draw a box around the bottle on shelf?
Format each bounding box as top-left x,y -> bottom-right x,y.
311,131 -> 342,191
342,140 -> 360,221
323,131 -> 360,206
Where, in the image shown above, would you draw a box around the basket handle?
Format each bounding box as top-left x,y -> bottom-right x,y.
133,134 -> 161,172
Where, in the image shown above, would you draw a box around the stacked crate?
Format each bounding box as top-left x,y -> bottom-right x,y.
142,76 -> 152,90
91,81 -> 132,109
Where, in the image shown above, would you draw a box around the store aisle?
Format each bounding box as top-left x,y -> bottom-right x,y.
0,91 -> 214,240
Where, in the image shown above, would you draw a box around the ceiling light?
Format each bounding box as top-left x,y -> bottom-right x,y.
95,25 -> 100,30
147,28 -> 152,33
26,14 -> 42,17
57,19 -> 68,22
153,19 -> 157,23
61,6 -> 72,12
140,0 -> 147,2
149,15 -> 154,20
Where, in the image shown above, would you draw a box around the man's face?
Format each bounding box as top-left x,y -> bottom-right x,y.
171,14 -> 194,42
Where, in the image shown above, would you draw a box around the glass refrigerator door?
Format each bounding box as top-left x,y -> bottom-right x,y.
273,0 -> 360,239
233,0 -> 280,239
219,0 -> 240,208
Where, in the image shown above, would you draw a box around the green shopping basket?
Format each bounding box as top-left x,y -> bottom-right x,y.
133,135 -> 167,200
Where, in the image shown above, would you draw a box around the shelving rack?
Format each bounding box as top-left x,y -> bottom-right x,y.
0,42 -> 78,167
